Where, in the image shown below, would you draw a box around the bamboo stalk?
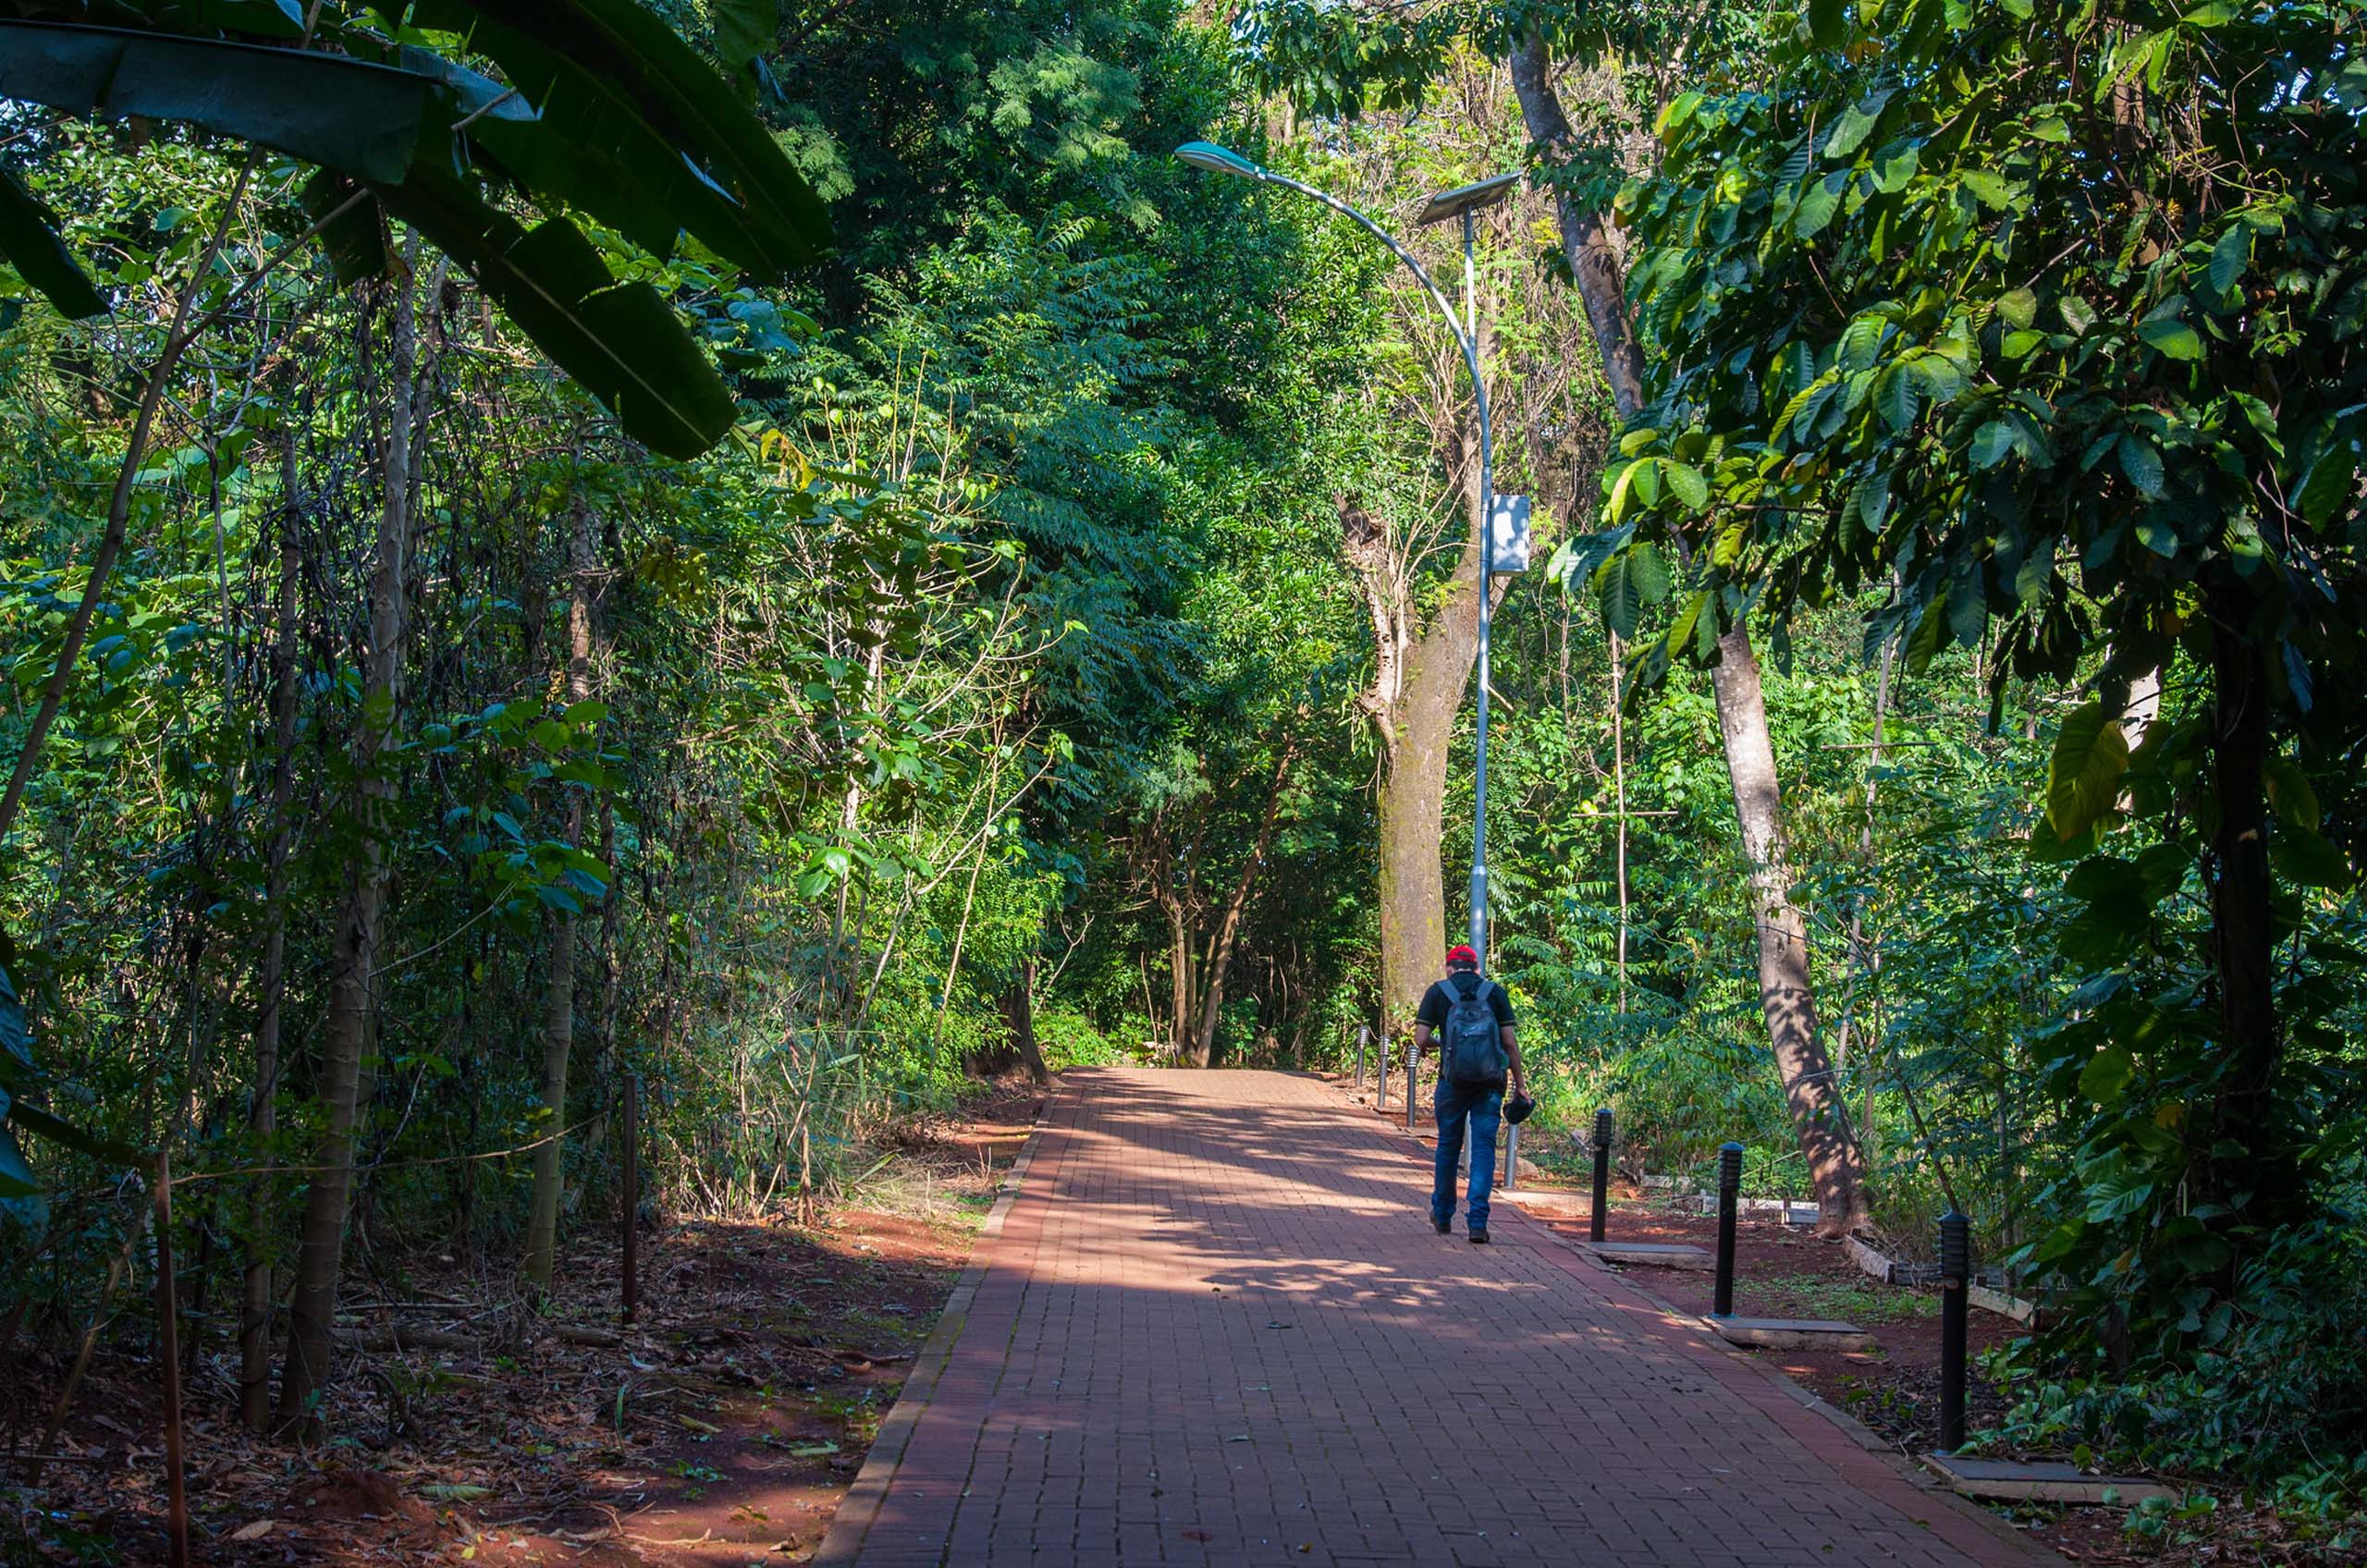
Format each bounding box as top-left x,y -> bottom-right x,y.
621,1073 -> 640,1325
153,1154 -> 190,1568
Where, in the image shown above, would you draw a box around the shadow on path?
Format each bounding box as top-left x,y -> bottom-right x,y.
826,1068 -> 2043,1568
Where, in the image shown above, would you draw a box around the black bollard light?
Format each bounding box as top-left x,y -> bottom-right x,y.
1712,1142 -> 1744,1317
1355,1024 -> 1369,1095
1938,1210 -> 1970,1452
1378,1035 -> 1391,1117
1589,1108 -> 1614,1243
1406,1043 -> 1419,1133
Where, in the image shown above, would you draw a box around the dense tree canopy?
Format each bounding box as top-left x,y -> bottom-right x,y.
0,0 -> 2361,1545
1595,0 -> 2367,1486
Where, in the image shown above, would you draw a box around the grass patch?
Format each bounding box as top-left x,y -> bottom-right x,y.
1757,1271 -> 1938,1324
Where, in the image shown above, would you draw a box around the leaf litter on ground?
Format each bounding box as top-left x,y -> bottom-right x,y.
0,1081 -> 1047,1565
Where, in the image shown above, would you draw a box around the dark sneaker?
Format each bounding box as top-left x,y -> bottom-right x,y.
1433,1219 -> 1451,1235
1469,1229 -> 1490,1244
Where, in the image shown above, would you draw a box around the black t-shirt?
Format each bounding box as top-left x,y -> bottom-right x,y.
1416,973 -> 1515,1034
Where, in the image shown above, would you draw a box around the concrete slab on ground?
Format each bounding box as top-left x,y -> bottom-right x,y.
1499,1186 -> 1592,1216
1969,1284 -> 2042,1324
1581,1240 -> 1713,1270
1706,1315 -> 1876,1351
1700,1194 -> 1821,1225
1925,1453 -> 2177,1504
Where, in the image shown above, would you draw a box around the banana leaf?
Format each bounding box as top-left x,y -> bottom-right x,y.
379,163 -> 735,459
141,0 -> 306,37
403,0 -> 830,276
0,163 -> 103,317
0,19 -> 435,181
300,168 -> 392,286
710,0 -> 777,77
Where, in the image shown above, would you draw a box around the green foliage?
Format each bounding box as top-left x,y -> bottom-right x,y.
0,19 -> 443,181
405,0 -> 833,274
0,165 -> 104,319
0,3 -> 1395,1405
1032,1009 -> 1132,1070
0,0 -> 833,458
1993,1221 -> 2367,1511
763,0 -> 1164,265
390,168 -> 740,458
3,0 -> 2353,1507
1594,0 -> 2367,1487
2043,703 -> 2128,842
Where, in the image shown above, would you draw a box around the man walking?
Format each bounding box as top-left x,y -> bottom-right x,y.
1413,944 -> 1524,1243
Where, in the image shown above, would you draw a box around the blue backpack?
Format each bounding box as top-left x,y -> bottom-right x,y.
1442,974 -> 1507,1087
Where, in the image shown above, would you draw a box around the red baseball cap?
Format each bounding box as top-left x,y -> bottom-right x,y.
1445,944 -> 1479,968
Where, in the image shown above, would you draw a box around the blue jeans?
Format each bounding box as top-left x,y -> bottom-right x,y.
1431,1080 -> 1503,1233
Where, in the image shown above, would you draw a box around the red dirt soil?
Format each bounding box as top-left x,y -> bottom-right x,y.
0,1083 -> 1046,1565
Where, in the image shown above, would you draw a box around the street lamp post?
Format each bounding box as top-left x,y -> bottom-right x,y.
1175,141 -> 1521,973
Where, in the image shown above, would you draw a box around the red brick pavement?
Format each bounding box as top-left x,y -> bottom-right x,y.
821,1068 -> 2046,1567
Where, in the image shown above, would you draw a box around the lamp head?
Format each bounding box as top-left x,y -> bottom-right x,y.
1415,170 -> 1521,227
1173,141 -> 1266,180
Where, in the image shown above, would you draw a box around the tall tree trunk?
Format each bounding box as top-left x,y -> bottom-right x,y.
278,262 -> 419,1430
1507,37 -> 1649,420
1374,709 -> 1455,1036
1836,636 -> 1897,1170
239,431 -> 303,1433
1186,743 -> 1298,1068
1711,631 -> 1868,1234
1004,957 -> 1051,1086
2121,665 -> 2161,748
1342,475 -> 1490,1046
524,508 -> 596,1295
582,804 -> 622,1183
1342,217 -> 1502,1045
1164,895 -> 1192,1059
2202,575 -> 2291,1237
1511,31 -> 1865,1233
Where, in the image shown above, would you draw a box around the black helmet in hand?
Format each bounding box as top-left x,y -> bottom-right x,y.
1504,1091 -> 1534,1125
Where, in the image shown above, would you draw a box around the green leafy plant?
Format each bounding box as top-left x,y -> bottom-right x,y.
1589,0 -> 2367,1483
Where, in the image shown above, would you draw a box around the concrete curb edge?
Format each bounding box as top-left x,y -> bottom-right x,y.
810,1090 -> 1055,1567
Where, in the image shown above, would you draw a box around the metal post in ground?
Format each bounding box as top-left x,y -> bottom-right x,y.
1405,1046 -> 1418,1134
1464,202 -> 1495,970
1168,138 -> 1519,1043
621,1072 -> 641,1326
153,1152 -> 190,1568
1502,1119 -> 1518,1190
1589,1108 -> 1613,1243
1355,1024 -> 1368,1096
1378,1035 -> 1391,1117
1939,1210 -> 1970,1452
1712,1142 -> 1744,1318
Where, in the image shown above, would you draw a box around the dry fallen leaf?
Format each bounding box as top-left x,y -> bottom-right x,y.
230,1521 -> 276,1541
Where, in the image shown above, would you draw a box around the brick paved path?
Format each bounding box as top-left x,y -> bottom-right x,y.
823,1069 -> 2041,1567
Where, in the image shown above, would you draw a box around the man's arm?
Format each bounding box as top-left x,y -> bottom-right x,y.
1413,1023 -> 1436,1054
1502,1024 -> 1525,1094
